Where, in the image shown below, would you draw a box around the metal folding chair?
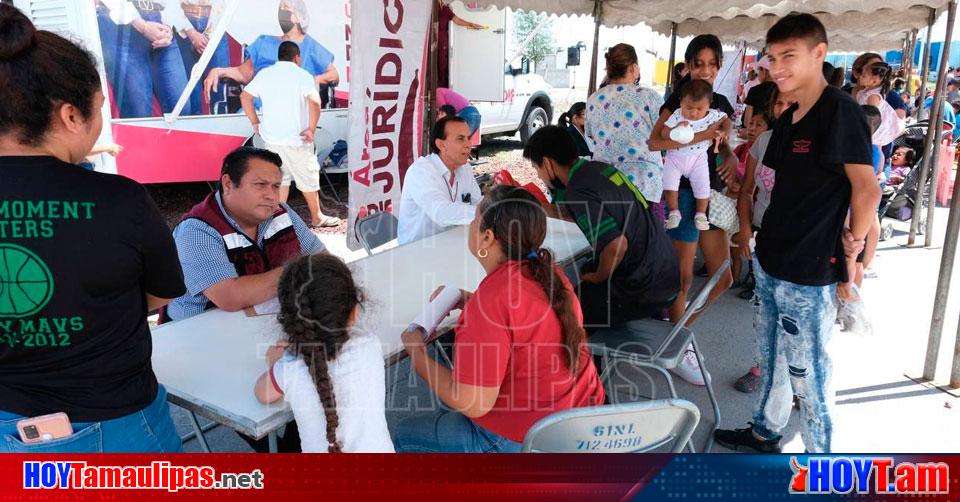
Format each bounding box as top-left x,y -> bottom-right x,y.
356,211 -> 399,256
521,399 -> 700,453
589,260 -> 730,453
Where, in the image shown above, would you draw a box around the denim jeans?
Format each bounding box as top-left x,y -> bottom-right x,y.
97,10 -> 190,118
0,386 -> 182,453
751,258 -> 837,453
177,15 -> 230,115
393,411 -> 521,453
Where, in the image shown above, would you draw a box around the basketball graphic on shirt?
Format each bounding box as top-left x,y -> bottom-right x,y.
0,244 -> 54,318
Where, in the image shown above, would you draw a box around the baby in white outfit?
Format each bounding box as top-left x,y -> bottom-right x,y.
660,79 -> 730,231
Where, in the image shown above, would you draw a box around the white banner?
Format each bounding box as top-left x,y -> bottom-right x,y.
346,0 -> 431,250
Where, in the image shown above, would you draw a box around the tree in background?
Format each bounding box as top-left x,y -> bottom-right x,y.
513,10 -> 555,67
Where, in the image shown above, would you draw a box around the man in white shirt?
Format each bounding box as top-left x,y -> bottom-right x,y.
241,41 -> 340,229
398,116 -> 482,244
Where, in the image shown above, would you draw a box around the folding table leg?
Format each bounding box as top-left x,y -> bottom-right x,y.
268,432 -> 278,453
186,410 -> 211,453
180,421 -> 219,443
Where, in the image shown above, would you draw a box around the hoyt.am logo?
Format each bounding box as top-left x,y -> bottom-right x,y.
789,457 -> 949,495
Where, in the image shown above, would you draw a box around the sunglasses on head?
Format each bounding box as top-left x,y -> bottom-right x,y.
869,63 -> 892,77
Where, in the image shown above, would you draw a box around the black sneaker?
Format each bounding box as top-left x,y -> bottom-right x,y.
714,424 -> 782,453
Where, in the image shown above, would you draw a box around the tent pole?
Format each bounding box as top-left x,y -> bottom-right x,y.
906,29 -> 918,78
948,171 -> 960,386
921,0 -> 958,381
904,29 -> 916,77
588,0 -> 602,95
926,99 -> 946,246
926,1 -> 958,244
910,6 -> 940,245
424,0 -> 439,155
666,22 -> 677,91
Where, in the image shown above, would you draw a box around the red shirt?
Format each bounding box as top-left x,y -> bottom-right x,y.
453,261 -> 605,442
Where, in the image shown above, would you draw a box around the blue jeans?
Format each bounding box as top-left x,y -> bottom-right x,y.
393,411 -> 521,453
751,258 -> 837,453
457,106 -> 482,136
98,10 -> 190,118
177,15 -> 230,115
666,188 -> 700,243
0,386 -> 182,453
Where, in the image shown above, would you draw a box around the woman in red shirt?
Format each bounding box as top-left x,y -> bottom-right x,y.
394,186 -> 605,452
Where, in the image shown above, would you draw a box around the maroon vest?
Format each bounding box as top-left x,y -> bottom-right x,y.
185,193 -> 302,277
159,194 -> 302,323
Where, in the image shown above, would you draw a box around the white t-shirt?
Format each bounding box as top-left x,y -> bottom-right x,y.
243,61 -> 320,146
271,331 -> 394,453
664,108 -> 727,155
397,153 -> 482,245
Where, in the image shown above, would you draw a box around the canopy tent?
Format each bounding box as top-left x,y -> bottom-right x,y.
473,1 -> 950,50
669,7 -> 941,51
474,0 -> 960,388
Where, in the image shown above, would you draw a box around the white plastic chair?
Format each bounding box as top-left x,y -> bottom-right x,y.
589,260 -> 730,452
521,399 -> 700,453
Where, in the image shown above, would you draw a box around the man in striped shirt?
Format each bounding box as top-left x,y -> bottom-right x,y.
165,147 -> 325,322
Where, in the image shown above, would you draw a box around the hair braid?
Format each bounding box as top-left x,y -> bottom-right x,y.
277,254 -> 362,453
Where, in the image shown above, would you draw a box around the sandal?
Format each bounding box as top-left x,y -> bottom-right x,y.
309,215 -> 341,229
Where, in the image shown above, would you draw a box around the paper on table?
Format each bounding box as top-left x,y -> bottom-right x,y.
249,297 -> 280,316
411,286 -> 461,338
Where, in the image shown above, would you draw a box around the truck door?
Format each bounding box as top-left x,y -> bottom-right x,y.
447,1 -> 505,102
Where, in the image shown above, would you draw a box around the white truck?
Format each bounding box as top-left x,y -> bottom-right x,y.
447,1 -> 554,144
12,0 -> 550,184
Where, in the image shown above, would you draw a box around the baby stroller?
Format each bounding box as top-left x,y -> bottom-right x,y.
878,121 -> 936,241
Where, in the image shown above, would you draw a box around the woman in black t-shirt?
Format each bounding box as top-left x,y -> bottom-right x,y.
0,5 -> 186,452
647,35 -> 737,383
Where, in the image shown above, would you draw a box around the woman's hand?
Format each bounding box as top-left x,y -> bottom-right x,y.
186,28 -> 209,54
429,286 -> 471,310
266,341 -> 289,366
717,154 -> 739,188
401,326 -> 427,357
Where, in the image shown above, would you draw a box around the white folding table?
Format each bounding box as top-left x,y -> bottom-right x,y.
151,218 -> 591,452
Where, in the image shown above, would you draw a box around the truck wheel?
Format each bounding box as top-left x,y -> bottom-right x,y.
520,106 -> 548,145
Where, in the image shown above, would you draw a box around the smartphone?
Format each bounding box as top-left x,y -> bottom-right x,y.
17,413 -> 73,444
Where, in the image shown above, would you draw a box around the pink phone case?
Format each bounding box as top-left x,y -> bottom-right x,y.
17,412 -> 73,444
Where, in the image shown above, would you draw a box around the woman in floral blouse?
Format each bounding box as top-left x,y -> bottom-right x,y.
585,43 -> 666,221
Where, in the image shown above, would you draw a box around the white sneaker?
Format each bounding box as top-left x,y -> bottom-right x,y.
694,213 -> 710,231
665,212 -> 682,229
671,350 -> 706,386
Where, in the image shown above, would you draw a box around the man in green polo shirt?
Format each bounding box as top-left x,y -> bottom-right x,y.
523,125 -> 680,329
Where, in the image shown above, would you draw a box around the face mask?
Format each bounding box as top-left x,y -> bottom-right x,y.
279,10 -> 296,33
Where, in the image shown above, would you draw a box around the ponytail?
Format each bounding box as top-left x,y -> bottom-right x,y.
477,184 -> 587,375
525,248 -> 586,374
558,102 -> 586,130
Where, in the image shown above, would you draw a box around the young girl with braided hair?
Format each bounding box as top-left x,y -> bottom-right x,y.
393,185 -> 605,452
254,254 -> 393,453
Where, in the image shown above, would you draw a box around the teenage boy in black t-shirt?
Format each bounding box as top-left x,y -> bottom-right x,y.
523,126 -> 680,329
714,14 -> 880,454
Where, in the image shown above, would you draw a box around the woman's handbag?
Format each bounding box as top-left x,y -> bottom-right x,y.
708,189 -> 740,234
